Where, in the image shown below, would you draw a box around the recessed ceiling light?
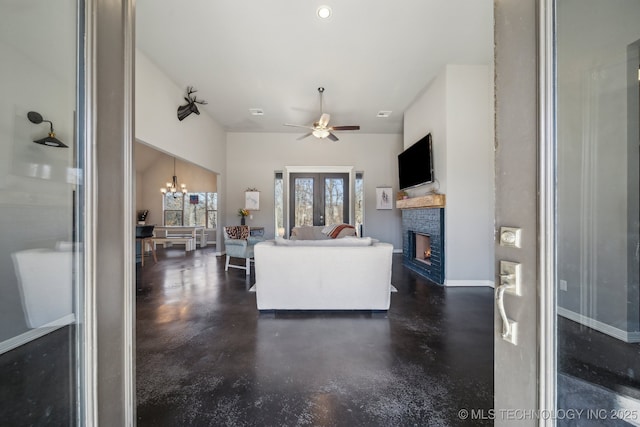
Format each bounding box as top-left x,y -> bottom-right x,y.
377,111 -> 392,118
249,108 -> 264,116
317,6 -> 332,19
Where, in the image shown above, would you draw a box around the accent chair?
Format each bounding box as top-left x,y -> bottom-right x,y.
223,225 -> 263,275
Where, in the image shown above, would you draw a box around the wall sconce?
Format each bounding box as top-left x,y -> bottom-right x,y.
27,111 -> 68,148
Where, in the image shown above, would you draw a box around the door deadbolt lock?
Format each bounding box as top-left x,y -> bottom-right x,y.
499,227 -> 522,248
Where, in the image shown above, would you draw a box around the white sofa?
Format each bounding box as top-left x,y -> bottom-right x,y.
254,238 -> 394,311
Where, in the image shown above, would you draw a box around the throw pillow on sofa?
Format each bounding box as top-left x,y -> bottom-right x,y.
321,224 -> 357,238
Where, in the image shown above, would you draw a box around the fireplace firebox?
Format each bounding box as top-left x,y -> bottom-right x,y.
415,233 -> 432,265
402,207 -> 445,284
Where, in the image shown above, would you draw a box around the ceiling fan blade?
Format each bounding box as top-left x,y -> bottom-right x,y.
327,132 -> 339,142
318,113 -> 330,128
297,132 -> 313,140
284,123 -> 313,129
330,125 -> 360,131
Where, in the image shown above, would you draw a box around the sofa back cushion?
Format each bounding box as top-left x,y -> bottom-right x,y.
275,236 -> 374,247
290,224 -> 357,240
290,225 -> 324,240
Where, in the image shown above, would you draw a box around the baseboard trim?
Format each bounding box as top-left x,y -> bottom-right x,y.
0,314 -> 76,355
393,248 -> 403,254
558,307 -> 640,343
445,279 -> 495,288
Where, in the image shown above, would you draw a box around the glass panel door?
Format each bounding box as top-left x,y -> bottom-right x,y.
555,1 -> 640,422
0,0 -> 84,424
289,173 -> 349,230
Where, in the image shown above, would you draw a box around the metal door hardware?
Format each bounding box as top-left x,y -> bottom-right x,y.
495,260 -> 522,345
496,281 -> 518,345
499,226 -> 522,248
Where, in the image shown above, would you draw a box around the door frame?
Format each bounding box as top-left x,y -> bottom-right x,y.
538,0 -> 556,421
91,1 -> 559,424
283,166 -> 354,237
83,0 -> 136,425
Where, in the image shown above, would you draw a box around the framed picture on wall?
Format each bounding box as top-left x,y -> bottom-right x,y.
245,191 -> 260,210
376,187 -> 393,210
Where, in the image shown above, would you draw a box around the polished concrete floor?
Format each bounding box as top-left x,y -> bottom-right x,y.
136,247 -> 494,426
3,244 -> 639,425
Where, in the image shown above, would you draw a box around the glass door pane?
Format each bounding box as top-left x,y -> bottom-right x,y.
0,0 -> 84,424
293,177 -> 314,227
555,1 -> 640,422
324,177 -> 345,224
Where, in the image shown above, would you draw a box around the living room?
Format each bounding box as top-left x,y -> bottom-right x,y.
1,1 -> 499,425
8,1 -> 640,424
134,12 -> 495,288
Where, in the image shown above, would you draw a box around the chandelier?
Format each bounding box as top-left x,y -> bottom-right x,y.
161,157 -> 187,195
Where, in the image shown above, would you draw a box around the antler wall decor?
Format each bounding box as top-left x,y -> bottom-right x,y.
177,86 -> 208,121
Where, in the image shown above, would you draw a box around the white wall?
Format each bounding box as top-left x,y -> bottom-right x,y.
403,70 -> 448,194
226,132 -> 404,248
136,49 -> 226,174
403,65 -> 495,285
445,65 -> 494,282
135,49 -> 227,247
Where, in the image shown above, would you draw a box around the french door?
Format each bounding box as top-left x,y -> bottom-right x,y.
289,173 -> 349,229
0,0 -> 89,424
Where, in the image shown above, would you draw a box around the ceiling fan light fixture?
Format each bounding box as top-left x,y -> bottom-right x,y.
317,6 -> 332,19
283,87 -> 359,141
312,129 -> 330,139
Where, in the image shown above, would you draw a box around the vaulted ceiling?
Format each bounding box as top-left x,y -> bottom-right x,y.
136,1 -> 493,135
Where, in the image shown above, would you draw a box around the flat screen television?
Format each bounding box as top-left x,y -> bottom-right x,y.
398,133 -> 434,190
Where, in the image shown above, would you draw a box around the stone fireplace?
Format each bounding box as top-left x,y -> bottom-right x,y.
397,195 -> 445,284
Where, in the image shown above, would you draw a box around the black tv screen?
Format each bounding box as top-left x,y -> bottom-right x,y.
398,133 -> 434,190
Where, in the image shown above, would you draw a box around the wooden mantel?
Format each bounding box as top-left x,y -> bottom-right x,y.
396,194 -> 446,209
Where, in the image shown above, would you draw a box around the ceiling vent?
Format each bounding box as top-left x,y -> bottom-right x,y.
376,110 -> 392,118
249,108 -> 264,116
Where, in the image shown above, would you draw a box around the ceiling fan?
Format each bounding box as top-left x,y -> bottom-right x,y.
284,87 -> 360,141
